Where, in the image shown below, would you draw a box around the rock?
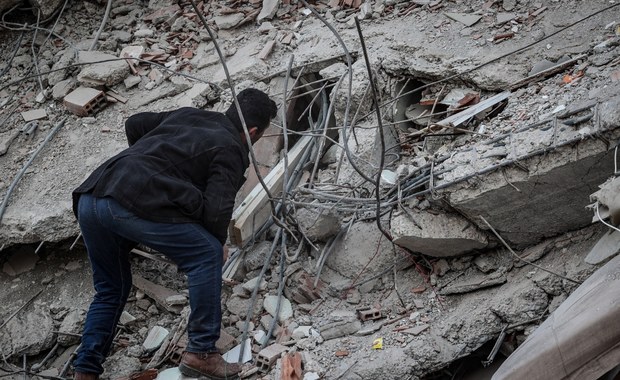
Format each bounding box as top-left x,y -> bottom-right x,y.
57,309 -> 85,346
496,12 -> 516,25
258,0 -> 280,22
214,13 -> 244,30
600,95 -> 620,129
528,59 -> 556,76
51,79 -> 75,100
49,50 -> 74,86
473,255 -> 497,273
102,353 -> 141,379
402,324 -> 429,335
0,129 -> 19,156
296,207 -> 341,242
444,12 -> 481,27
392,210 -> 489,257
327,221 -> 396,279
134,29 -> 154,38
440,269 -> 506,295
242,276 -> 267,294
165,294 -> 187,306
0,303 -> 55,356
226,294 -> 263,318
263,295 -> 293,322
111,30 -> 132,43
319,320 -> 361,340
77,51 -> 130,87
244,241 -> 272,272
124,75 -> 141,89
292,326 -> 312,340
143,326 -> 169,352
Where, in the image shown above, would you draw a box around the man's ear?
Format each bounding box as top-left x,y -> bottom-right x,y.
248,127 -> 258,139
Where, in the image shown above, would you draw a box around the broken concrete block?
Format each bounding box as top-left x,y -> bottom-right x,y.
134,29 -> 154,38
256,343 -> 287,372
143,326 -> 169,352
77,50 -> 130,86
216,329 -> 237,352
296,207 -> 341,242
391,209 -> 488,257
21,109 -> 47,122
222,338 -> 252,364
133,275 -> 183,314
319,320 -> 361,340
444,12 -> 481,27
242,276 -> 267,294
119,311 -> 137,326
258,0 -> 280,22
585,230 -> 620,264
214,13 -> 244,30
57,310 -> 85,346
402,324 -> 429,335
226,294 -> 263,318
124,75 -> 141,89
263,295 -> 293,322
51,78 -> 75,100
440,270 -> 506,295
0,129 -> 19,156
0,303 -> 55,356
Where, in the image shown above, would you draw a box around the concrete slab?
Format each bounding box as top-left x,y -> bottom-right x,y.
585,229 -> 620,264
392,210 -> 489,257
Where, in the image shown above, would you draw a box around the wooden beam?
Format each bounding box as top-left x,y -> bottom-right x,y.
229,135 -> 313,246
435,91 -> 511,128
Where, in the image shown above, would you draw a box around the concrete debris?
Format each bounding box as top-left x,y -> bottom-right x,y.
444,12 -> 482,27
143,326 -> 169,352
21,109 -> 47,122
57,309 -> 85,346
264,295 -> 293,322
257,343 -> 288,372
585,230 -> 620,264
214,13 -> 245,30
76,51 -> 130,86
222,338 -> 252,364
295,207 -> 341,242
440,269 -> 507,295
392,209 -> 489,257
257,0 -> 280,23
319,319 -> 362,340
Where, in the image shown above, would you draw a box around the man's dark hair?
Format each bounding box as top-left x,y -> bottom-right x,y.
225,88 -> 277,133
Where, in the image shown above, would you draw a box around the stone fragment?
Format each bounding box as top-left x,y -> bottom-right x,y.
319,320 -> 361,340
216,329 -> 237,352
473,255 -> 496,273
445,12 -> 481,27
496,12 -> 516,25
119,311 -> 137,325
263,295 -> 293,322
258,0 -> 280,22
296,208 -> 341,242
226,294 -> 263,318
214,13 -> 244,30
134,29 -> 154,38
124,75 -> 141,89
292,326 -> 312,340
133,275 -> 183,314
242,276 -> 267,293
77,51 -> 130,86
0,129 -> 19,156
391,210 -> 488,257
57,310 -> 85,346
529,59 -> 556,76
222,338 -> 252,363
143,326 -> 169,352
21,109 -> 47,122
402,324 -> 429,335
440,270 -> 506,295
0,304 -> 55,356
585,230 -> 620,264
165,294 -> 187,306
51,79 -> 74,100
258,21 -> 275,33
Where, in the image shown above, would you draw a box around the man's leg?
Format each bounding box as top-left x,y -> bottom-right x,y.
92,197 -> 240,379
73,194 -> 135,375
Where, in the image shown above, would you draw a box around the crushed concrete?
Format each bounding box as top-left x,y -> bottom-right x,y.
0,0 -> 620,379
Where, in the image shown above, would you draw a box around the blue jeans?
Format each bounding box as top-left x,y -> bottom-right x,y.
73,193 -> 223,374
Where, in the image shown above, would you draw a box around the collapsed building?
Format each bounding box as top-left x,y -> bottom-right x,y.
1,0 -> 620,379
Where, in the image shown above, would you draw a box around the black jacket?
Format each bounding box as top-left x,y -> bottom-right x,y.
72,107 -> 249,244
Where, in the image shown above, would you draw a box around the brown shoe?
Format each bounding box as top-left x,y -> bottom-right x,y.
179,352 -> 241,380
74,372 -> 98,380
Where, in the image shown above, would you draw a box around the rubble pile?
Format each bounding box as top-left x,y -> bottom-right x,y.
0,0 -> 620,379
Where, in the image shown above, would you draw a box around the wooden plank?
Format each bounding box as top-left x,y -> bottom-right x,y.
229,135 -> 313,246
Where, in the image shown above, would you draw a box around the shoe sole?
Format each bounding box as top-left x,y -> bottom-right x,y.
178,363 -> 239,380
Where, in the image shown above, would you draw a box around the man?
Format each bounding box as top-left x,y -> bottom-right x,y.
71,88 -> 278,380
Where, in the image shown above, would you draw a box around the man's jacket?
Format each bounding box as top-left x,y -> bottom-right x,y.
72,107 -> 249,244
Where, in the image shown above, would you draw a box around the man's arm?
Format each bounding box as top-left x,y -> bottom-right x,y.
125,111 -> 173,146
201,147 -> 246,244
